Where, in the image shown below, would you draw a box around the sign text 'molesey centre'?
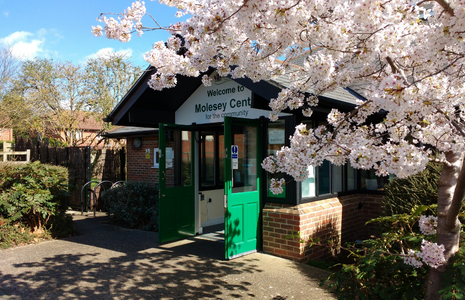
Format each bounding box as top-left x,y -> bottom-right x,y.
175,77 -> 275,125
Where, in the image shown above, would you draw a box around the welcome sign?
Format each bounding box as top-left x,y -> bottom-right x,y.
175,77 -> 284,125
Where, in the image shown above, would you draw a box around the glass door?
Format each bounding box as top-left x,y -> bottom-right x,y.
158,123 -> 196,244
224,117 -> 262,259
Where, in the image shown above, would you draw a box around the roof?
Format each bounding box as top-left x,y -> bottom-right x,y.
75,112 -> 102,131
106,59 -> 367,128
104,126 -> 158,139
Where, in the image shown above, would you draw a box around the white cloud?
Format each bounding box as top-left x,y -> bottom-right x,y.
0,31 -> 44,60
0,31 -> 32,45
85,47 -> 133,61
3,11 -> 9,18
11,40 -> 43,60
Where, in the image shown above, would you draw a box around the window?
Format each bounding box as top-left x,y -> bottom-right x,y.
266,119 -> 286,198
153,148 -> 160,168
299,119 -> 358,200
199,128 -> 224,189
360,169 -> 391,191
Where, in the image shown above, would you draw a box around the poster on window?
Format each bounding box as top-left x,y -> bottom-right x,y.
268,129 -> 285,144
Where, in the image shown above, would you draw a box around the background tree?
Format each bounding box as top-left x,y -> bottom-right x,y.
0,46 -> 20,99
0,55 -> 141,147
93,1 -> 465,299
3,58 -> 90,146
84,52 -> 142,147
0,46 -> 21,130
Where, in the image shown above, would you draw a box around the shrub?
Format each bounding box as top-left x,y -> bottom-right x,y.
0,218 -> 35,249
100,181 -> 159,231
0,161 -> 73,238
382,162 -> 442,216
323,206 -> 432,299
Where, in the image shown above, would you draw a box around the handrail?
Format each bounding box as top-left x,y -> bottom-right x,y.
80,180 -> 127,216
111,181 -> 126,188
80,181 -> 100,215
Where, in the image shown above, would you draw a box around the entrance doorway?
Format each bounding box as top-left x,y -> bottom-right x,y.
158,117 -> 262,259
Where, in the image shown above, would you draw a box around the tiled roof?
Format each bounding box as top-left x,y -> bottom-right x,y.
270,71 -> 364,106
281,48 -> 369,103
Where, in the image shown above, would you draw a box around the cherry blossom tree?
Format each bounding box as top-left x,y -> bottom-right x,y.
93,1 -> 465,298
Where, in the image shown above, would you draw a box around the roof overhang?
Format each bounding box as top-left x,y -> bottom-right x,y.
107,66 -> 365,128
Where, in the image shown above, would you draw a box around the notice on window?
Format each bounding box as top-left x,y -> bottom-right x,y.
232,145 -> 238,169
269,129 -> 285,144
166,147 -> 173,168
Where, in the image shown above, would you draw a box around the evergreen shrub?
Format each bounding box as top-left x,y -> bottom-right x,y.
382,162 -> 442,216
0,161 -> 75,246
101,181 -> 159,231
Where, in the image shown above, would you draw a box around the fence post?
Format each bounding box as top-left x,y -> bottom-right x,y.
120,147 -> 126,181
26,149 -> 30,162
85,146 -> 92,215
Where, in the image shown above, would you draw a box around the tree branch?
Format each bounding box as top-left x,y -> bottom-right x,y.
435,0 -> 455,16
447,152 -> 465,228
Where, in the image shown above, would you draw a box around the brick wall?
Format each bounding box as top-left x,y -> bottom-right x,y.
127,136 -> 159,183
0,128 -> 14,142
262,193 -> 383,263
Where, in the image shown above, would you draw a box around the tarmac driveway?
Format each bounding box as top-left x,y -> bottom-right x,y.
0,212 -> 336,300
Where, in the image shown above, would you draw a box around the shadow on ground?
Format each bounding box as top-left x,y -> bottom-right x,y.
0,214 -> 334,300
0,215 -> 262,299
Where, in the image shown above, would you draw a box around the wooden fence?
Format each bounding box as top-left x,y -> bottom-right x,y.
14,136 -> 126,210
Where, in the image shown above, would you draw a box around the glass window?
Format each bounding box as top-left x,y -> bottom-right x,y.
302,166 -> 316,198
298,119 -> 358,199
361,169 -> 389,191
219,134 -> 225,184
200,133 -> 215,188
231,125 -> 257,193
347,163 -> 357,190
198,129 -> 225,190
332,164 -> 343,193
318,160 -> 331,195
165,130 -> 192,188
266,119 -> 286,198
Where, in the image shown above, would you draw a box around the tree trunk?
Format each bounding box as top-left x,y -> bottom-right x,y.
425,152 -> 463,300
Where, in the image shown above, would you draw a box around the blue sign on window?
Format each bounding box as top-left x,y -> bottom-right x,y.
231,145 -> 238,159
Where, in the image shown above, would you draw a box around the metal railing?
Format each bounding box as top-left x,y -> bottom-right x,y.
80,180 -> 126,216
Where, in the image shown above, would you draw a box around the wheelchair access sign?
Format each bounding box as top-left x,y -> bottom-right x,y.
232,145 -> 238,169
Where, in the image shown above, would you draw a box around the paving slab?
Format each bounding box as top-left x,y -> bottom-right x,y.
0,211 -> 336,299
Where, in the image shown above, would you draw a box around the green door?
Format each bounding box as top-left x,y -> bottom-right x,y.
158,123 -> 196,244
224,117 -> 262,259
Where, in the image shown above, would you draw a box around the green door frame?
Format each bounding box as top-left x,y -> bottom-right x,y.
224,116 -> 262,259
158,123 -> 197,244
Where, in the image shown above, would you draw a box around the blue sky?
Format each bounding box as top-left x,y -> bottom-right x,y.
0,0 -> 182,67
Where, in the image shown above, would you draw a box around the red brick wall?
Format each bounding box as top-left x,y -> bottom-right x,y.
262,194 -> 383,263
0,128 -> 14,142
127,136 -> 159,183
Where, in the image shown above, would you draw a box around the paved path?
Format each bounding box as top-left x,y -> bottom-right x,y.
0,212 -> 336,299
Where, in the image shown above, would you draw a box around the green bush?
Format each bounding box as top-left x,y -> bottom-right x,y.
100,181 -> 159,231
324,207 -> 432,299
0,218 -> 35,249
0,161 -> 74,238
382,162 -> 442,216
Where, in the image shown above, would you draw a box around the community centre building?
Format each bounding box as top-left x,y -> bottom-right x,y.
105,60 -> 385,262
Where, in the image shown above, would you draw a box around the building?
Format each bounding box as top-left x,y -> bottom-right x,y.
0,127 -> 14,142
46,111 -> 103,147
105,65 -> 385,262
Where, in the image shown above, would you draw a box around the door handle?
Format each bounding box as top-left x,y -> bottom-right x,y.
224,195 -> 227,208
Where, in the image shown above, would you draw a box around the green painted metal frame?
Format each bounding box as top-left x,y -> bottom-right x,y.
158,123 -> 197,244
224,117 -> 262,259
